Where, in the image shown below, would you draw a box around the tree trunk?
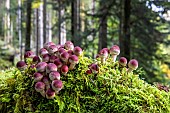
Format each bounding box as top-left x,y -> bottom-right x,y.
46,9 -> 52,42
71,0 -> 81,46
39,3 -> 44,48
123,0 -> 131,61
119,0 -> 124,56
36,9 -> 39,55
58,0 -> 66,45
25,0 -> 32,52
43,0 -> 47,43
98,1 -> 107,52
5,0 -> 10,46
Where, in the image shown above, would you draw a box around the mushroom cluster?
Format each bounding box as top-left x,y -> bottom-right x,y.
87,45 -> 139,75
16,41 -> 83,99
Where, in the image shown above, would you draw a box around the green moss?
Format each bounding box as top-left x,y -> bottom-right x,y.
0,56 -> 170,113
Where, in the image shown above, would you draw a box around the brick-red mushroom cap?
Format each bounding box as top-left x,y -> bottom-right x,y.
16,61 -> 27,70
49,71 -> 60,81
35,81 -> 45,92
110,45 -> 120,55
52,80 -> 63,89
48,45 -> 58,54
73,46 -> 83,56
60,51 -> 69,62
46,63 -> 57,74
64,41 -> 74,50
46,88 -> 56,99
69,55 -> 79,64
44,42 -> 55,50
33,72 -> 43,82
39,48 -> 48,57
54,58 -> 63,68
128,59 -> 138,70
61,65 -> 69,73
99,49 -> 108,58
36,62 -> 47,72
24,51 -> 35,59
119,57 -> 127,66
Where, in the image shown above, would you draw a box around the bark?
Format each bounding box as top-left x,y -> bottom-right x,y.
119,0 -> 124,56
25,0 -> 32,52
4,0 -> 10,46
98,16 -> 107,52
39,4 -> 44,48
98,1 -> 107,52
123,0 -> 131,61
43,0 -> 47,43
71,0 -> 81,46
36,9 -> 39,55
46,9 -> 52,42
58,0 -> 66,45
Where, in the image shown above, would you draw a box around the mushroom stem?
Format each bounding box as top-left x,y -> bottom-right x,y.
112,55 -> 117,62
127,68 -> 133,73
40,90 -> 46,97
101,57 -> 106,64
69,63 -> 76,70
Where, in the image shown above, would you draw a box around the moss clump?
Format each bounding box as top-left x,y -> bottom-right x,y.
0,56 -> 170,113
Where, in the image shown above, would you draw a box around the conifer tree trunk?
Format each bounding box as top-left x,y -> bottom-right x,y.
43,0 -> 47,43
98,1 -> 107,52
17,0 -> 22,60
39,3 -> 44,48
58,0 -> 66,45
123,0 -> 131,61
46,9 -> 52,42
119,0 -> 124,56
71,0 -> 81,46
36,9 -> 39,55
25,0 -> 32,52
4,0 -> 10,46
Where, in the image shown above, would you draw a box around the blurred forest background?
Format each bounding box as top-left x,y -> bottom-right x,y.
0,0 -> 170,84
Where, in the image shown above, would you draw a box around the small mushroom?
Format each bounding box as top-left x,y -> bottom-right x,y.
73,46 -> 83,56
42,54 -> 50,62
56,48 -> 66,57
109,45 -> 120,62
49,71 -> 60,81
52,80 -> 63,93
127,59 -> 138,73
49,55 -> 58,63
46,63 -> 57,74
61,65 -> 69,75
102,48 -> 109,53
54,58 -> 63,68
86,69 -> 92,74
67,50 -> 74,56
36,62 -> 47,72
64,41 -> 74,50
99,49 -> 108,63
24,51 -> 35,60
44,42 -> 55,50
33,72 -> 43,82
89,63 -> 99,74
119,57 -> 127,67
35,81 -> 46,97
16,61 -> 27,71
48,45 -> 58,55
60,51 -> 69,63
33,56 -> 41,64
69,55 -> 79,70
39,48 -> 48,58
46,88 -> 56,99
42,76 -> 50,89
